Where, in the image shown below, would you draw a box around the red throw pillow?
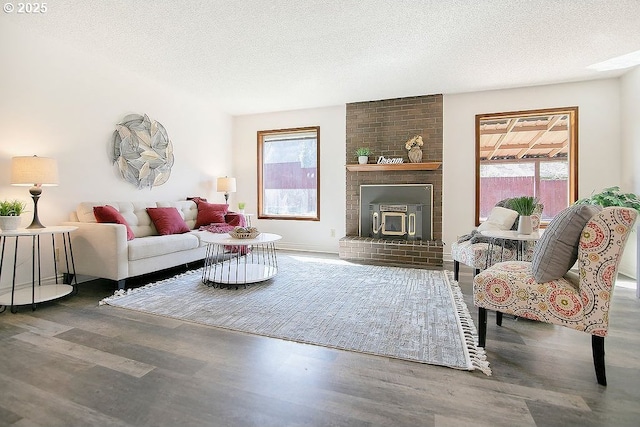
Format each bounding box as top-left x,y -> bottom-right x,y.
195,201 -> 229,228
93,205 -> 135,241
147,207 -> 190,235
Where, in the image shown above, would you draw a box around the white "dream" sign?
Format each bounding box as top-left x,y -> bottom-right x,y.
377,156 -> 404,164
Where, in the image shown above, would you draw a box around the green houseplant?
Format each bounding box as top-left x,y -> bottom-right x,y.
0,199 -> 27,216
508,196 -> 539,234
0,199 -> 27,231
355,147 -> 371,164
508,196 -> 539,216
576,186 -> 640,213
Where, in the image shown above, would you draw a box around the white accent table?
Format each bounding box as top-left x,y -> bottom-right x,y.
0,226 -> 78,313
481,229 -> 542,266
200,232 -> 281,288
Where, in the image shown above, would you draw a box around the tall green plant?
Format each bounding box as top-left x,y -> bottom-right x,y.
508,196 -> 538,216
576,186 -> 640,213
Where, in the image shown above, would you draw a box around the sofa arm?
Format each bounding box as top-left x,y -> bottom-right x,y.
60,221 -> 129,281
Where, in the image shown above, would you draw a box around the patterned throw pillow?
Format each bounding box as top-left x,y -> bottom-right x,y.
531,204 -> 602,283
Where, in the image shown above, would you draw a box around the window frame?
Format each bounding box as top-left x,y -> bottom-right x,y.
257,126 -> 320,221
475,107 -> 579,226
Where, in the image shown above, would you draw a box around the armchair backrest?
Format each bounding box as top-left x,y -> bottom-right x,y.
578,207 -> 637,335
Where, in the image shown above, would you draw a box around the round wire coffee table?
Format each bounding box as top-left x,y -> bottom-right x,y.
200,232 -> 281,288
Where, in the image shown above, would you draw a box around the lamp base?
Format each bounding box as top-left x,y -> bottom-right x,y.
27,190 -> 45,229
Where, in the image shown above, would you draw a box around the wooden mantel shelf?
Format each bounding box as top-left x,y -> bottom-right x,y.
346,162 -> 442,172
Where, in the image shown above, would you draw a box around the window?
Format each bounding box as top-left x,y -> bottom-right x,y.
476,107 -> 578,225
258,127 -> 320,221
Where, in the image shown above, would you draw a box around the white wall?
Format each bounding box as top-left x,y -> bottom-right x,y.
443,79 -> 623,256
620,66 -> 640,279
0,22 -> 232,289
232,106 -> 346,253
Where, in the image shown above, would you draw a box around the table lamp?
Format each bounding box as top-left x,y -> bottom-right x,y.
217,176 -> 236,203
10,155 -> 59,229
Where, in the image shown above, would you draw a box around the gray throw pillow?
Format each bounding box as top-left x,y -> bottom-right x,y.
531,204 -> 603,283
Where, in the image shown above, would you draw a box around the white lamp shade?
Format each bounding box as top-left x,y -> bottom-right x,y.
217,177 -> 236,193
11,156 -> 59,186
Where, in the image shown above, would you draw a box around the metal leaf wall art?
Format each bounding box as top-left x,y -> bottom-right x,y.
111,114 -> 174,189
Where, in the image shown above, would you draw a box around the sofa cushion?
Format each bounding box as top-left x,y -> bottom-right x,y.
93,205 -> 135,240
128,233 -> 200,261
147,207 -> 190,235
477,206 -> 519,232
194,201 -> 229,228
531,203 -> 603,283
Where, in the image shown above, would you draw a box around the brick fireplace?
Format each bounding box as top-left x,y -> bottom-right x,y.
339,94 -> 444,267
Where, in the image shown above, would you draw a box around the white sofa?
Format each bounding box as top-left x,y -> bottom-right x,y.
61,200 -> 215,289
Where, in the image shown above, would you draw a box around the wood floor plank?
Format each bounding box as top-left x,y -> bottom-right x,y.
12,332 -> 155,378
1,312 -> 74,336
0,371 -> 134,427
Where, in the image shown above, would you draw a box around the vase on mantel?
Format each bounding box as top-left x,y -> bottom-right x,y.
408,147 -> 423,163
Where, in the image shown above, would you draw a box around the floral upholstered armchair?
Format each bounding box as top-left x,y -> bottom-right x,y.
473,206 -> 637,385
451,200 -> 543,280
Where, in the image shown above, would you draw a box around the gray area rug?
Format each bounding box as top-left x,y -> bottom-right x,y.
101,254 -> 490,374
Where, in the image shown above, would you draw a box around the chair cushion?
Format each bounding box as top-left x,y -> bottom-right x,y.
531,204 -> 602,283
473,261 -> 583,326
477,206 -> 519,232
93,205 -> 135,240
147,207 -> 190,235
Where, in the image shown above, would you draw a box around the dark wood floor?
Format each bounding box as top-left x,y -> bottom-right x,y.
1,254 -> 639,427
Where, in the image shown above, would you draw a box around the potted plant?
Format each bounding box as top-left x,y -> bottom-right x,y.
0,199 -> 27,231
237,202 -> 246,214
508,196 -> 538,234
355,147 -> 371,164
576,186 -> 640,213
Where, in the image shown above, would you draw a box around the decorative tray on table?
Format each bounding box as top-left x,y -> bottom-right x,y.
229,226 -> 260,239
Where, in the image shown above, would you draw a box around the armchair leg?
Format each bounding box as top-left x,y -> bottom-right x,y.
496,311 -> 503,326
478,307 -> 487,347
592,335 -> 607,386
453,260 -> 460,281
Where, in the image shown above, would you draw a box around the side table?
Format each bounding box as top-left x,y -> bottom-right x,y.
481,229 -> 542,267
0,226 -> 78,313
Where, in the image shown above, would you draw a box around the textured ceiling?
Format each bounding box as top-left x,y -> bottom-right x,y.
3,0 -> 640,115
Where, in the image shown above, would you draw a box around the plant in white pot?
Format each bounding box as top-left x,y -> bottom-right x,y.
508,196 -> 538,234
355,147 -> 371,165
0,199 -> 27,231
